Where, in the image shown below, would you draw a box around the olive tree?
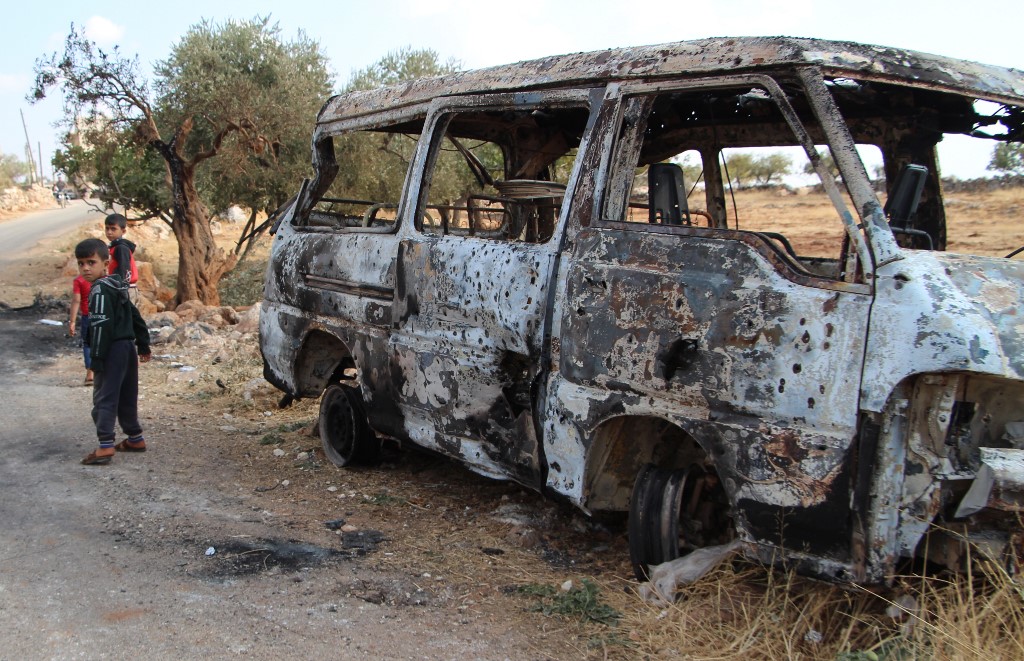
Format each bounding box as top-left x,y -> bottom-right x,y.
988,143 -> 1024,175
31,18 -> 332,305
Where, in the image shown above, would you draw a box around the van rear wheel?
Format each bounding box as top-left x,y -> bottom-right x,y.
628,463 -> 727,581
318,383 -> 378,466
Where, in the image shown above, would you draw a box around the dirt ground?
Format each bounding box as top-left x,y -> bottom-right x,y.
0,222 -> 642,660
0,310 -> 638,660
2,186 -> 1022,659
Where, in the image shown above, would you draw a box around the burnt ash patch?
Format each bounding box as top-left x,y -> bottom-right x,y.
195,538 -> 343,580
0,301 -> 76,373
191,532 -> 386,581
340,529 -> 386,555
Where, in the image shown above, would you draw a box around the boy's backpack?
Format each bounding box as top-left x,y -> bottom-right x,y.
109,249 -> 139,285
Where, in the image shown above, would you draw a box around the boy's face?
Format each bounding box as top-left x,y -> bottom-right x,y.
77,254 -> 108,283
104,223 -> 125,242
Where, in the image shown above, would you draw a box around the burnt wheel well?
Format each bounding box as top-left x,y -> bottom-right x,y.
293,329 -> 356,398
583,415 -> 712,512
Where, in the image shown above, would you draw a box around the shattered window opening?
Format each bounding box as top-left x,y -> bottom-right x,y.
600,81 -> 853,280
417,104 -> 590,243
296,125 -> 424,232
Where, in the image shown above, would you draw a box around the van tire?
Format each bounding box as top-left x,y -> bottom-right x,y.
318,383 -> 378,466
628,463 -> 703,581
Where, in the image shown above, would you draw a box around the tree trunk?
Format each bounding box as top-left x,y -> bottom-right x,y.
167,156 -> 237,306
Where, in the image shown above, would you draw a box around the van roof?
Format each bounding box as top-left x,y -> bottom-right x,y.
319,36 -> 1024,125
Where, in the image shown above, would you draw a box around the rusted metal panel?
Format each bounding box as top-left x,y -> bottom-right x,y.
979,448 -> 1024,512
862,253 -> 1024,413
560,228 -> 870,429
389,236 -> 555,487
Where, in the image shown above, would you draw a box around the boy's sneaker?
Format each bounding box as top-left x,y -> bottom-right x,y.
114,437 -> 146,452
82,447 -> 115,465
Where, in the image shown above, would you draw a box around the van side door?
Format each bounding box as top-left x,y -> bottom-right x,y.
391,92 -> 596,487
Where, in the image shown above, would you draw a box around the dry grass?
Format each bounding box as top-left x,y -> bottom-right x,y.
614,553 -> 1023,660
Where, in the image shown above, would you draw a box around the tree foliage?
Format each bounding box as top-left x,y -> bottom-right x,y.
330,48 -> 462,204
31,18 -> 332,304
725,151 -> 792,188
804,149 -> 839,179
0,153 -> 30,188
345,46 -> 458,92
54,125 -> 171,221
988,143 -> 1024,175
157,18 -> 332,225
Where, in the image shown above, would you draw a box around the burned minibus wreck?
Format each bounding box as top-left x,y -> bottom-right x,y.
260,37 -> 1024,583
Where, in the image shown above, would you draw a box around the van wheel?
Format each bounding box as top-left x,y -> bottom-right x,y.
318,384 -> 378,466
628,463 -> 718,581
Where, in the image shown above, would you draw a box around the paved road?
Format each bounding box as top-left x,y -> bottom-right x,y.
0,200 -> 103,261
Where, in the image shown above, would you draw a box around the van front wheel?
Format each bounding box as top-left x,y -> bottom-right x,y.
318,384 -> 378,466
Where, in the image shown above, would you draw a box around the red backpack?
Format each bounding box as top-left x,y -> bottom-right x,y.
109,250 -> 138,284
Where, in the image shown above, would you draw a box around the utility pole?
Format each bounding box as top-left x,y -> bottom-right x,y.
20,109 -> 36,186
38,141 -> 43,183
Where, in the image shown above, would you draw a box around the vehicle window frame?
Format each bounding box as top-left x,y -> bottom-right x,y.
411,90 -> 598,249
591,73 -> 874,280
291,104 -> 432,235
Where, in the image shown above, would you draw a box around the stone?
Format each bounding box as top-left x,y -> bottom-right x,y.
234,303 -> 261,334
172,299 -> 207,323
167,321 -> 219,347
135,296 -> 160,316
146,311 -> 181,328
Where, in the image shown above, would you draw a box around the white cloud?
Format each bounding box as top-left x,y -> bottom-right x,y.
83,16 -> 125,46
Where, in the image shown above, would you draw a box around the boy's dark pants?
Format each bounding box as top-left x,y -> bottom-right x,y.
92,339 -> 142,444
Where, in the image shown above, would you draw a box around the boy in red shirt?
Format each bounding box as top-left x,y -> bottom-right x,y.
69,265 -> 93,385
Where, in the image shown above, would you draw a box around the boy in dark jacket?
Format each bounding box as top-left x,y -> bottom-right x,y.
104,213 -> 138,284
75,238 -> 152,465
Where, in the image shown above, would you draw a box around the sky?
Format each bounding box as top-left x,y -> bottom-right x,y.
2,0 -> 1022,181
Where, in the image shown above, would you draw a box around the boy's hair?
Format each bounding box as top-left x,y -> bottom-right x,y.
104,213 -> 128,230
75,238 -> 110,261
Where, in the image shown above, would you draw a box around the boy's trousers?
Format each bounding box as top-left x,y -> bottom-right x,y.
92,339 -> 142,443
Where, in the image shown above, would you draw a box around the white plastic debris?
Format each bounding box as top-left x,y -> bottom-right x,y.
205,546 -> 216,556
886,593 -> 919,635
638,540 -> 744,605
272,449 -> 286,457
281,480 -> 290,486
804,629 -> 823,644
178,365 -> 197,372
38,319 -> 63,326
327,486 -> 338,492
560,580 -> 574,592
